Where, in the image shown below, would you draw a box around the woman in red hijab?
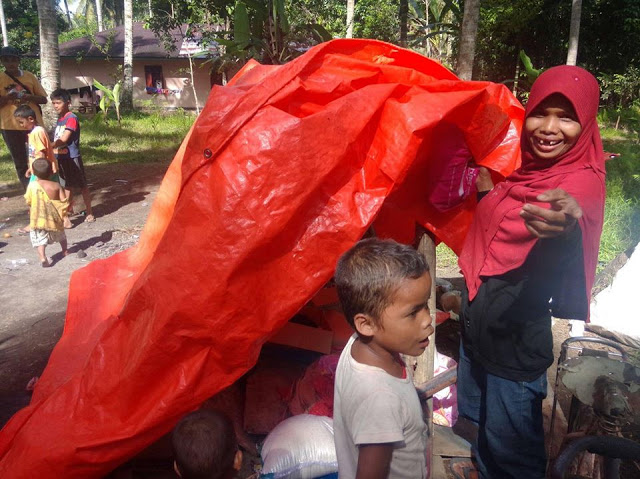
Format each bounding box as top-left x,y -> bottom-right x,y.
454,66 -> 606,478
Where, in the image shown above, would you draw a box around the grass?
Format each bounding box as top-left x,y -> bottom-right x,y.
0,110 -> 195,185
599,106 -> 640,270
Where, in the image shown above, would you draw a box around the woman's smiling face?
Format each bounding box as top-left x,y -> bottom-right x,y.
525,93 -> 582,162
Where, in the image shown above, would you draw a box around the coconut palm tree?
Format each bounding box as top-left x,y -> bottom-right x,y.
567,0 -> 582,65
456,0 -> 480,80
35,0 -> 60,127
346,0 -> 354,38
62,0 -> 72,26
122,0 -> 133,110
96,0 -> 104,31
0,0 -> 8,47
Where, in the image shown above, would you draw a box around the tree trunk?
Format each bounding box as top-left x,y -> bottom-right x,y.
95,0 -> 104,32
346,0 -> 355,38
0,0 -> 8,47
186,52 -> 200,116
36,0 -> 60,129
424,0 -> 430,56
456,0 -> 481,80
567,0 -> 582,66
62,0 -> 72,26
122,0 -> 134,111
399,0 -> 408,46
148,0 -> 153,18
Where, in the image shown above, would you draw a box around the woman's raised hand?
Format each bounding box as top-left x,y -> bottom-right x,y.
519,189 -> 582,238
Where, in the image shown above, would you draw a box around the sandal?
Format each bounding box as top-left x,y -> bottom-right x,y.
41,259 -> 50,268
449,458 -> 479,479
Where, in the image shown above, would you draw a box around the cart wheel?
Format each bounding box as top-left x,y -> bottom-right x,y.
565,403 -> 605,479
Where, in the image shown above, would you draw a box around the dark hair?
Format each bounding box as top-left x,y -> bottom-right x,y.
172,410 -> 238,479
0,45 -> 20,59
13,104 -> 36,120
50,88 -> 71,103
32,159 -> 52,179
334,238 -> 429,329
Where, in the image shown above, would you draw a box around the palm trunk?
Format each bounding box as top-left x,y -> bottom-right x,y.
456,0 -> 481,80
122,0 -> 134,111
425,0 -> 430,56
399,0 -> 408,46
36,0 -> 60,128
148,0 -> 153,18
567,0 -> 582,66
0,0 -> 8,47
95,0 -> 104,31
62,0 -> 72,26
346,0 -> 354,38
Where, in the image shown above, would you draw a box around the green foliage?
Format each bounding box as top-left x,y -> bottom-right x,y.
2,0 -> 41,73
354,0 -> 399,43
597,109 -> 640,270
407,0 -> 460,65
598,67 -> 640,110
474,0 -> 640,83
58,17 -> 98,44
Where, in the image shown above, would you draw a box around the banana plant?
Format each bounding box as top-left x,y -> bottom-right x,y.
93,79 -> 122,125
407,0 -> 462,64
519,50 -> 543,84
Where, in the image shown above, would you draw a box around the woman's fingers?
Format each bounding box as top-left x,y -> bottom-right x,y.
520,189 -> 582,238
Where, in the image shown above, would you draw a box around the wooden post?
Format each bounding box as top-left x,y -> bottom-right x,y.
414,229 -> 437,477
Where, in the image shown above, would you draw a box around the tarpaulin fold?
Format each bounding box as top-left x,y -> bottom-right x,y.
0,39 -> 523,477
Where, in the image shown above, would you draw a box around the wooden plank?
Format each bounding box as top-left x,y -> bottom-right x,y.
414,230 -> 437,478
268,322 -> 333,354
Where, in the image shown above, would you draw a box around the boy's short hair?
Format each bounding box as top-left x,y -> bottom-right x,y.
50,88 -> 71,103
172,409 -> 238,479
335,238 -> 429,329
32,159 -> 52,179
13,104 -> 36,119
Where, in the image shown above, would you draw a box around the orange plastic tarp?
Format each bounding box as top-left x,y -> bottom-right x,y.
0,39 -> 523,477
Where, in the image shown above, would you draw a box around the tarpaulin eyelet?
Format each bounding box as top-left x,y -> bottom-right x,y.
204,148 -> 213,158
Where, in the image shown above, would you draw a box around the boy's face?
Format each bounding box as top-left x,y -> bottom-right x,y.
52,98 -> 70,116
16,116 -> 35,130
1,55 -> 20,75
369,273 -> 433,357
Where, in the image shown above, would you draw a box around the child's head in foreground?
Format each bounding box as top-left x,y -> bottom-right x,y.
32,158 -> 52,180
334,238 -> 433,357
13,104 -> 37,130
172,409 -> 242,479
50,88 -> 72,116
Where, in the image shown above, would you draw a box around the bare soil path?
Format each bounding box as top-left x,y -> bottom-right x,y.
0,161 -> 170,426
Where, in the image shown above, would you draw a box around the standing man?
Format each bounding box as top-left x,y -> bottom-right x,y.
0,46 -> 48,190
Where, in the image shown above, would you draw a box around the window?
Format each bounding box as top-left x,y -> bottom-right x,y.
144,65 -> 165,93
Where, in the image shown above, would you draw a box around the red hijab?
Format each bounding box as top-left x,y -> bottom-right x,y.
459,66 -> 606,318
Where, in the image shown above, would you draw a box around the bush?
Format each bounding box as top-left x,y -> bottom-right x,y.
598,67 -> 640,110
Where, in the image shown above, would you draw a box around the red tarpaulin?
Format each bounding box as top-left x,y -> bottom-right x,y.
0,39 -> 523,477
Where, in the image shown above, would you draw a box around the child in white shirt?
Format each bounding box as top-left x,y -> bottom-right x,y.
333,238 -> 434,479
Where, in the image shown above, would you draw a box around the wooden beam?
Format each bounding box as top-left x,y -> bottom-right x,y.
414,229 -> 437,478
268,322 -> 334,354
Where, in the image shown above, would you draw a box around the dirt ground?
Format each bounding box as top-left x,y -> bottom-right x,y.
0,161 -> 171,426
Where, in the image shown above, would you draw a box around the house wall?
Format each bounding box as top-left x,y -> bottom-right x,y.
60,58 -> 213,110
